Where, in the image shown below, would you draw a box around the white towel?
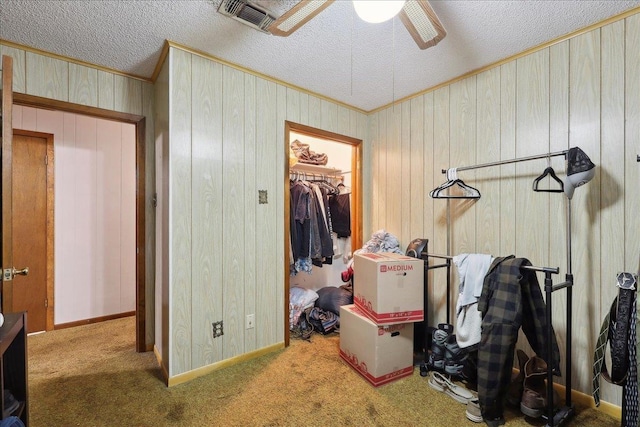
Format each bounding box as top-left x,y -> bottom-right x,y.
453,253 -> 493,311
456,303 -> 482,349
453,253 -> 493,348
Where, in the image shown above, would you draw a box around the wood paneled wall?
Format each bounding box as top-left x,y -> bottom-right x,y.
0,42 -> 157,346
3,10 -> 639,406
164,47 -> 368,379
366,13 -> 640,406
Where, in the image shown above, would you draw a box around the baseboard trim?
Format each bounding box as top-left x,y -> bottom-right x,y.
54,311 -> 135,330
167,342 -> 285,387
558,383 -> 621,422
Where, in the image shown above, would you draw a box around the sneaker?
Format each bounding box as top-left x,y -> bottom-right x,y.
427,371 -> 475,404
465,398 -> 483,423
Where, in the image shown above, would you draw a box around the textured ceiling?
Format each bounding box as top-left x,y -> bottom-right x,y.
1,0 -> 639,111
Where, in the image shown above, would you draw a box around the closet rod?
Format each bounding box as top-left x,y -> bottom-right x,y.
441,149 -> 569,174
289,171 -> 342,180
294,170 -> 350,175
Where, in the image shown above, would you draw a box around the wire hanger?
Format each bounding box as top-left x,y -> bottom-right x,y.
429,168 -> 481,199
532,155 -> 564,193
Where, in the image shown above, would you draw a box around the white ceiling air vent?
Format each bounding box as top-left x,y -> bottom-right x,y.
217,0 -> 276,33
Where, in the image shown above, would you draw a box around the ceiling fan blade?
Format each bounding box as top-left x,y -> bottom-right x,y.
268,0 -> 334,37
399,0 -> 446,50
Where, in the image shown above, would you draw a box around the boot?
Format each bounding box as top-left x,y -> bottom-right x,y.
520,356 -> 560,418
428,323 -> 453,371
444,334 -> 468,376
506,349 -> 529,406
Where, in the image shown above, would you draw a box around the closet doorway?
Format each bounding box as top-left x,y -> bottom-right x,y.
284,121 -> 362,346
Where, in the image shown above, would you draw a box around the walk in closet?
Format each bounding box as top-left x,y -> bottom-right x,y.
285,121 -> 362,343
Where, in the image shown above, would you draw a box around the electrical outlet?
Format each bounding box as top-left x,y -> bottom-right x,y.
246,314 -> 255,329
212,320 -> 223,338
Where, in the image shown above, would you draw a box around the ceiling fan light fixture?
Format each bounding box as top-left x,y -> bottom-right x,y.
353,0 -> 406,24
268,0 -> 334,36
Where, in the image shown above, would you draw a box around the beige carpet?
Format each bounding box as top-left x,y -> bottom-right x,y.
26,316 -> 619,426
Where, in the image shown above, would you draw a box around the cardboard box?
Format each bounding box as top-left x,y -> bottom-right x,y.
353,252 -> 424,324
339,304 -> 414,387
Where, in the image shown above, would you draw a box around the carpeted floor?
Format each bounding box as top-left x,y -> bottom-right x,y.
26,316 -> 619,426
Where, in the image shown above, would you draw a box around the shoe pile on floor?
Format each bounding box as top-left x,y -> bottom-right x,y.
427,323 -> 472,378
425,324 -> 559,426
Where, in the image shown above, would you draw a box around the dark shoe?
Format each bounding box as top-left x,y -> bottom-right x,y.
483,417 -> 505,427
506,349 -> 529,406
481,402 -> 505,427
520,356 -> 560,418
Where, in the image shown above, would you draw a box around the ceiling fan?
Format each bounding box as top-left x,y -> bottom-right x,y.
268,0 -> 447,50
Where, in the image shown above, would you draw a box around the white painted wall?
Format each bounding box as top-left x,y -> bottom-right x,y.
12,105 -> 136,325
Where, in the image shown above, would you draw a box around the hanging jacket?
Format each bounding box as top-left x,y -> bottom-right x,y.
329,192 -> 351,238
476,256 -> 561,422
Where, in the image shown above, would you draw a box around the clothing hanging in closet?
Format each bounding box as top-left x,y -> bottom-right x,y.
329,189 -> 351,238
290,179 -> 338,275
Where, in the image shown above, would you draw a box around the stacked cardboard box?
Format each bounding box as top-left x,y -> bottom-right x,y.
339,252 -> 424,387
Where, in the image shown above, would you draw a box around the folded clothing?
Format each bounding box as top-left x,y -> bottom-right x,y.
290,140 -> 328,165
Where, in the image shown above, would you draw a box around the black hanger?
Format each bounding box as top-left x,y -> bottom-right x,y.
429,179 -> 481,199
532,166 -> 564,193
320,180 -> 340,195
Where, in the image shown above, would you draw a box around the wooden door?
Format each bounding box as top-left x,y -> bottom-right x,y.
10,130 -> 53,333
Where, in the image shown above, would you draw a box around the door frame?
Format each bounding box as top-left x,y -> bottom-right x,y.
8,129 -> 55,331
283,120 -> 363,347
1,90 -> 149,352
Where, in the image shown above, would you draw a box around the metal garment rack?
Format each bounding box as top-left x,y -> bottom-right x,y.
433,149 -> 575,427
424,253 -> 453,326
415,250 -> 453,378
